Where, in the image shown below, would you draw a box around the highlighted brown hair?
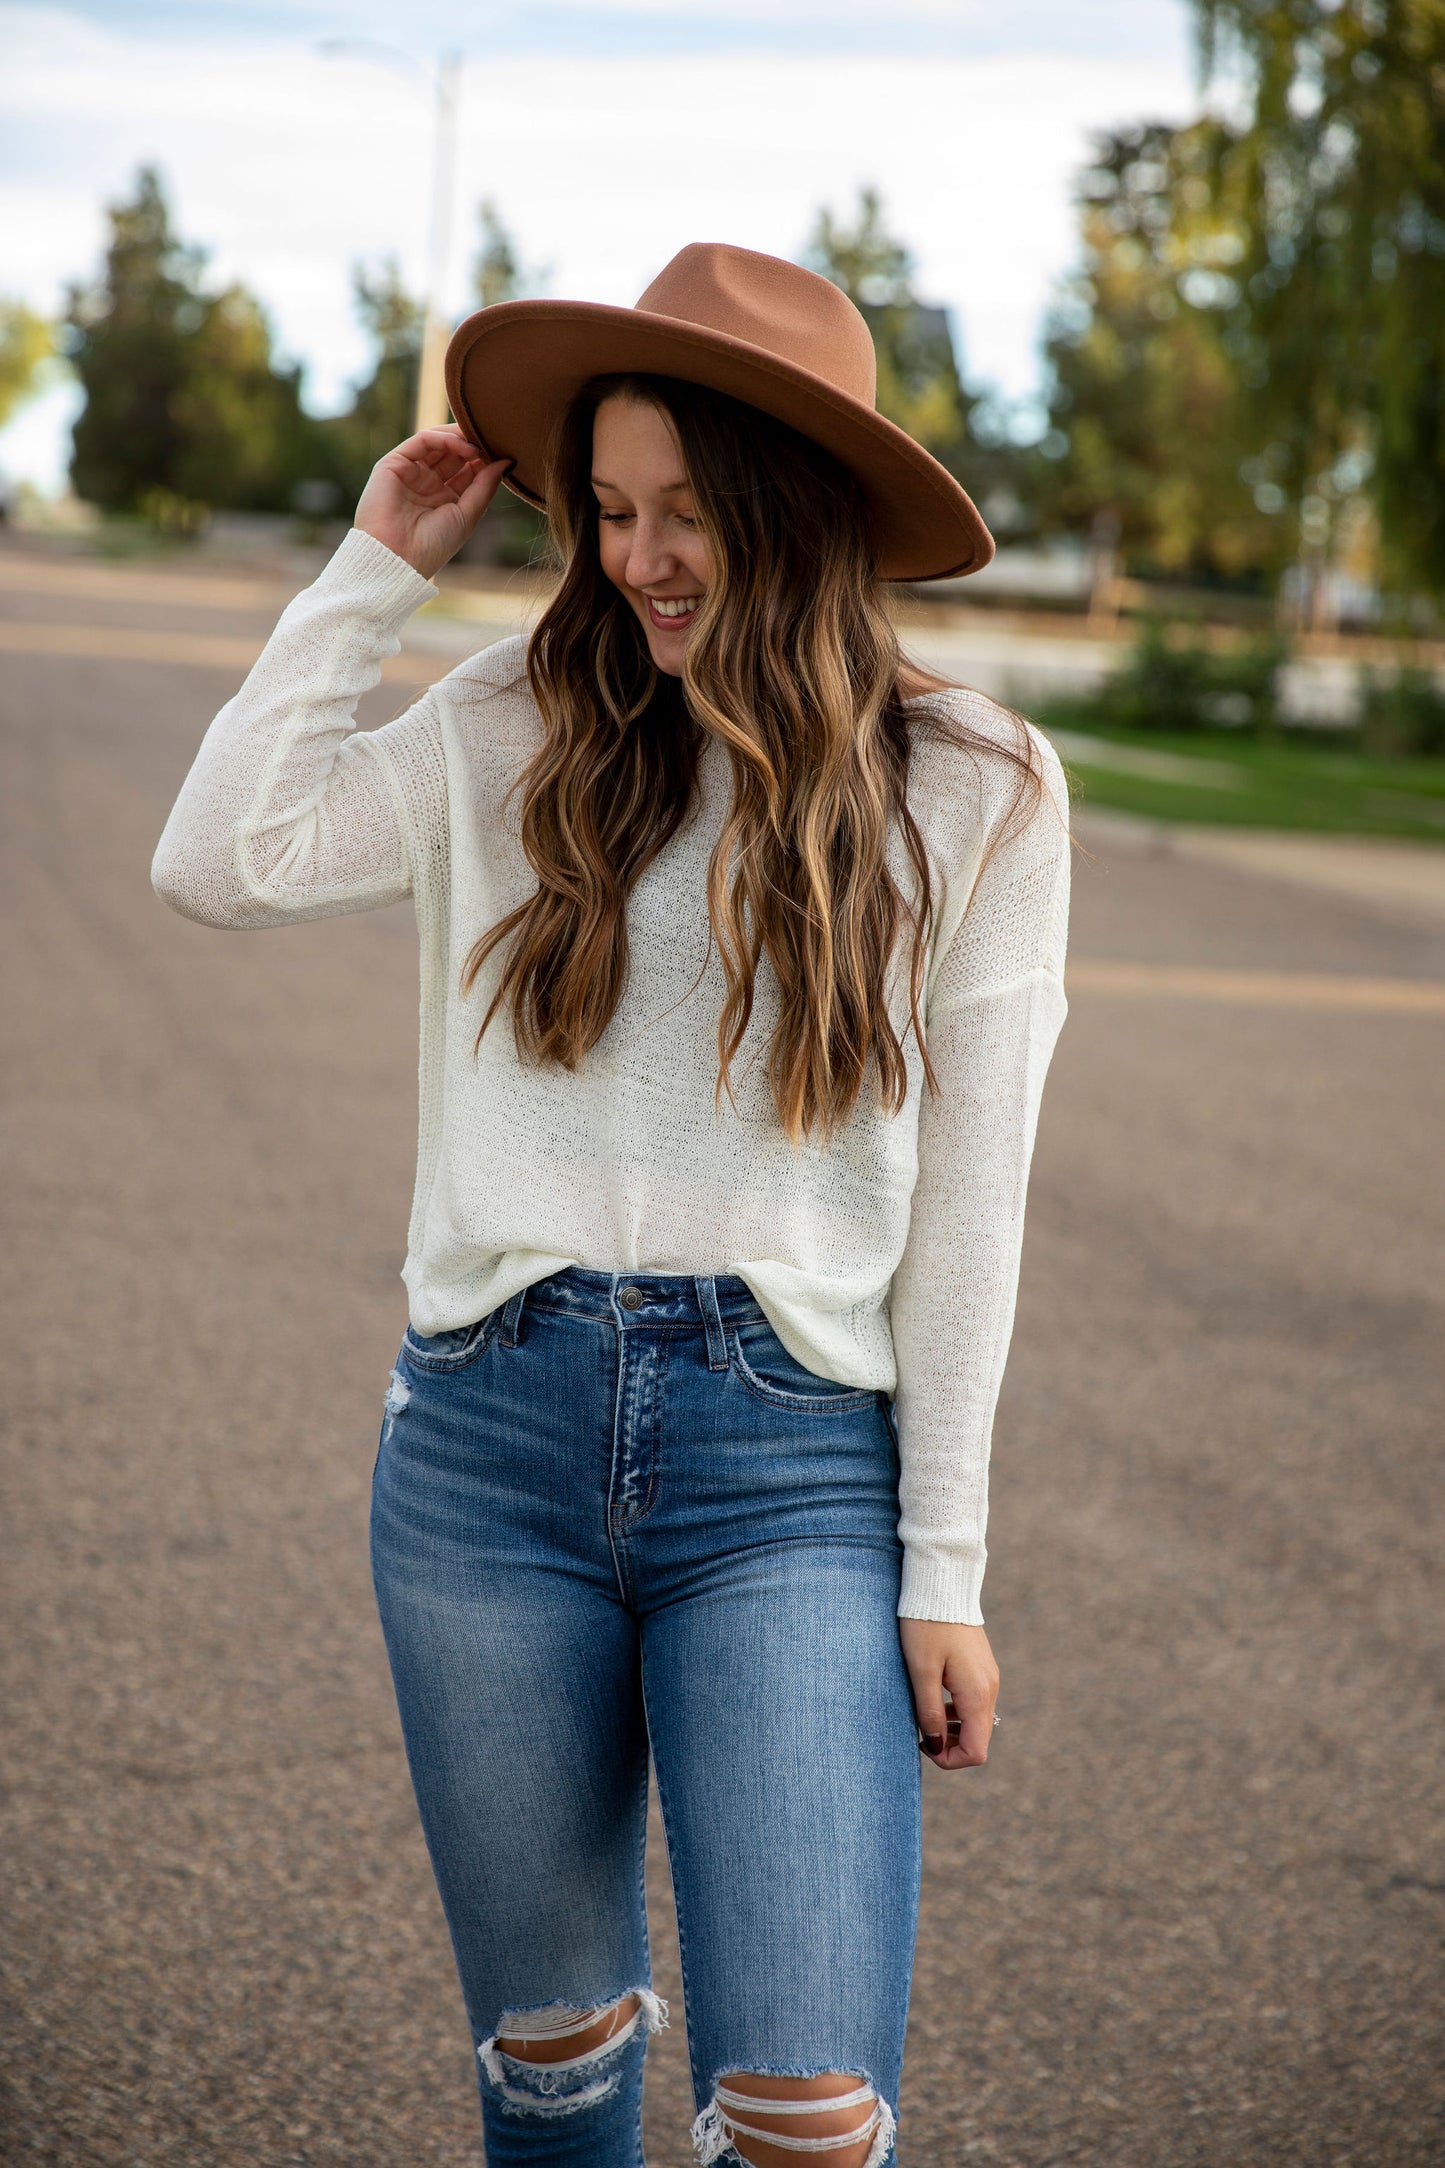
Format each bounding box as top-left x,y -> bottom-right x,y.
461,373 -> 1042,1145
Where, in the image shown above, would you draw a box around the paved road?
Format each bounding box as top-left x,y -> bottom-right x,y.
3,544 -> 1443,2168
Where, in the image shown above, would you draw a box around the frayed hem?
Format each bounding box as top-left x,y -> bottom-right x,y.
477,1987 -> 667,2108
632,1986 -> 669,2037
485,2070 -> 621,2115
692,2099 -> 735,2165
692,2080 -> 895,2167
865,2097 -> 896,2168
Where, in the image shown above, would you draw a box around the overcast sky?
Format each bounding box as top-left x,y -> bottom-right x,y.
0,0 -> 1208,494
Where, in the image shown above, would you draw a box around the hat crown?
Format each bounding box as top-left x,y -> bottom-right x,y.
634,243 -> 877,411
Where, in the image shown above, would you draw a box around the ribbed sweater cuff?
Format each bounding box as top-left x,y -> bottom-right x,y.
310,525 -> 440,629
898,1549 -> 986,1626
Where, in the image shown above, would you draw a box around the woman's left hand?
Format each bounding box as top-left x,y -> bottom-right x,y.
899,1618 -> 999,1770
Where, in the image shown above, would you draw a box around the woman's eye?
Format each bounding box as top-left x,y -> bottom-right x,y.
597,509 -> 633,525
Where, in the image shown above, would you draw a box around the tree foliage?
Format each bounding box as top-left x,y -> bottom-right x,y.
66,167 -> 203,511
1193,0 -> 1445,594
327,258 -> 425,489
805,187 -> 974,468
805,187 -> 1050,535
474,200 -> 526,310
1040,120 -> 1284,581
65,166 -> 322,516
0,301 -> 56,430
324,201 -> 541,506
169,284 -> 322,510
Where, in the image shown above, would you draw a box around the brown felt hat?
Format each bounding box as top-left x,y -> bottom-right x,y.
443,242 -> 993,583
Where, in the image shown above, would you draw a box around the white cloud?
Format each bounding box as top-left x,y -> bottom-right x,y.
0,5 -> 1199,492
0,378 -> 82,497
36,0 -> 1196,61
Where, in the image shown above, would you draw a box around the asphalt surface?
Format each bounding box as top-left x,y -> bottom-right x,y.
2,542 -> 1443,2168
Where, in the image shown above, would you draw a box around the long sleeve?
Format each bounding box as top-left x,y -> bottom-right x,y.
151,527 -> 444,929
890,737 -> 1072,1623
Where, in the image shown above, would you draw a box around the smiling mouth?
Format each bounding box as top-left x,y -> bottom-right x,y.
645,594 -> 703,627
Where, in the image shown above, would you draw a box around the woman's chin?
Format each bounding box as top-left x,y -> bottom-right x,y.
647,636 -> 690,679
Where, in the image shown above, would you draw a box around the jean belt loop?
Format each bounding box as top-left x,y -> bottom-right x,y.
695,1274 -> 729,1372
499,1285 -> 528,1349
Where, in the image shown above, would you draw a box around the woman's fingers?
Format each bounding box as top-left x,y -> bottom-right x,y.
389,428 -> 489,493
455,455 -> 512,518
940,1638 -> 999,1767
919,1701 -> 968,1769
396,422 -> 476,467
943,1694 -> 994,1767
899,1617 -> 999,1772
421,451 -> 481,497
913,1696 -> 971,1767
354,441 -> 513,578
402,446 -> 508,511
396,442 -> 480,494
907,1668 -> 951,1758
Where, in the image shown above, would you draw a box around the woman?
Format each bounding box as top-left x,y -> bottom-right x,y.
152,243 -> 1070,2168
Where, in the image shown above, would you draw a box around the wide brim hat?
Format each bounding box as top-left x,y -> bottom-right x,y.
443,242 -> 993,583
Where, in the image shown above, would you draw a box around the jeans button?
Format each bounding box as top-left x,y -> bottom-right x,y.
618,1284 -> 644,1311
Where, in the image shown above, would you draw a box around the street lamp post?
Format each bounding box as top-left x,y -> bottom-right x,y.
416,52 -> 462,431
318,40 -> 464,436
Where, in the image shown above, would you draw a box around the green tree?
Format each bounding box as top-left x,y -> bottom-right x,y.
65,164 -> 323,516
1040,120 -> 1284,582
331,258 -> 425,485
461,202 -> 550,566
172,285 -> 319,509
321,221 -> 548,541
1193,0 -> 1445,597
0,301 -> 56,428
805,187 -> 973,468
474,200 -> 524,309
66,166 -> 207,510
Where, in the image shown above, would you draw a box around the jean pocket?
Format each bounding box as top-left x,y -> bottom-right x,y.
729,1320 -> 881,1413
400,1312 -> 499,1373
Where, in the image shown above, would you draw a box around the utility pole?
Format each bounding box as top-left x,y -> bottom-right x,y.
416,51 -> 462,432
317,40 -> 463,435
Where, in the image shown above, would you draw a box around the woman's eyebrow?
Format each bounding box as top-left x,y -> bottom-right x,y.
590,475 -> 690,493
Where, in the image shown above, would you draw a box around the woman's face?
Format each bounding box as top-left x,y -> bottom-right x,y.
592,394 -> 713,678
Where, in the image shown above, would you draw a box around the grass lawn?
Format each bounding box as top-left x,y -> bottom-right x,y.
1037,714 -> 1445,841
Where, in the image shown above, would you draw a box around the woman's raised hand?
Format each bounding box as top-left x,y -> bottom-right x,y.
354,425 -> 514,581
899,1618 -> 1000,1772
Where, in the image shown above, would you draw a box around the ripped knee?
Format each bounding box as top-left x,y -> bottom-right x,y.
498,1990 -> 643,2065
478,1988 -> 667,2116
693,2070 -> 895,2168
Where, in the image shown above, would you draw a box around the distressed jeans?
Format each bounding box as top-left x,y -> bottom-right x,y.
370,1266 -> 922,2167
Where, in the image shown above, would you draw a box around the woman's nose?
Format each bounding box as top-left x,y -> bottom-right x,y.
626,520 -> 676,589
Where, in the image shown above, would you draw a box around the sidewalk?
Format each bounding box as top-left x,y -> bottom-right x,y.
1075,808 -> 1445,924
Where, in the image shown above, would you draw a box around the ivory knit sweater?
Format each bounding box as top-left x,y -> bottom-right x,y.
152,527 -> 1071,1623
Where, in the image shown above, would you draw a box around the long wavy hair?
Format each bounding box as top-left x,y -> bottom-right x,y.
460,372 -> 1044,1146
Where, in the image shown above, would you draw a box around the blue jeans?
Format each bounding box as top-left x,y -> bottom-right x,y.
370,1267 -> 921,2167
